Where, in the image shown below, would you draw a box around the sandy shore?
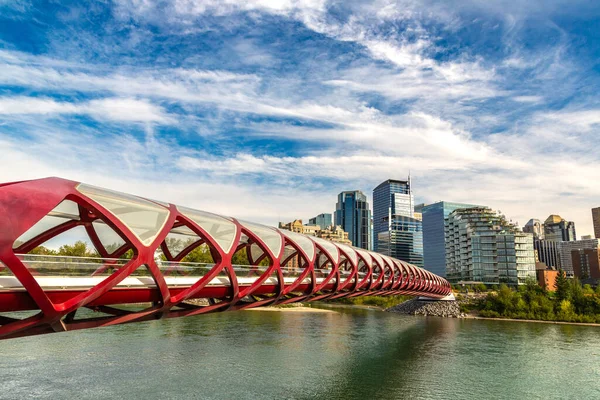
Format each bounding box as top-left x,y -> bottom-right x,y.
245,306 -> 337,313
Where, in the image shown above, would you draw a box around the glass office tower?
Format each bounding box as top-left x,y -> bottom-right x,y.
543,215 -> 576,242
334,191 -> 371,250
377,216 -> 424,266
421,201 -> 480,277
373,178 -> 423,267
308,213 -> 332,230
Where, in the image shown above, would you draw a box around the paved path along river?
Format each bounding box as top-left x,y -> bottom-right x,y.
1,305 -> 599,399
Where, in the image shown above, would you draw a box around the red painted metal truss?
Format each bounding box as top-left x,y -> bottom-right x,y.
0,177 -> 451,339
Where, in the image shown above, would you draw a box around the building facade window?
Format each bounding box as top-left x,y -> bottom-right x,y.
334,191 -> 371,250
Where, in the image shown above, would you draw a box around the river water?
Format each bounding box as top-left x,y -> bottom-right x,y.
1,305 -> 599,399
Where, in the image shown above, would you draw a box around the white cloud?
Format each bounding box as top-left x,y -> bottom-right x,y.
513,95 -> 544,103
542,109 -> 600,130
0,96 -> 174,124
0,96 -> 79,115
86,98 -> 174,123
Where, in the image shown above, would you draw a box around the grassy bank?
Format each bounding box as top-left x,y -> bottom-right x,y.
459,275 -> 600,324
332,295 -> 412,309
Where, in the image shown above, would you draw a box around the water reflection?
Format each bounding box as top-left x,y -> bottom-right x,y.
0,307 -> 599,400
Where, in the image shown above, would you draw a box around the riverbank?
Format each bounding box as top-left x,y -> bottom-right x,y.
386,297 -> 600,327
183,298 -> 338,313
465,314 -> 600,327
245,306 -> 337,313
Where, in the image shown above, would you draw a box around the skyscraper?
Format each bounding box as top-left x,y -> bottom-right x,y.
593,207 -> 600,239
308,213 -> 332,230
523,219 -> 544,239
373,179 -> 413,251
534,239 -> 561,269
445,207 -> 536,286
421,201 -> 480,277
373,178 -> 423,267
334,191 -> 371,250
559,239 -> 600,276
377,216 -> 424,266
544,215 -> 576,242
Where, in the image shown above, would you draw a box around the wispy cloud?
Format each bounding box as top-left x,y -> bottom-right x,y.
0,96 -> 174,124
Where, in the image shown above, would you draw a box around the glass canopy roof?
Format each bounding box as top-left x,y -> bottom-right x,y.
238,220 -> 283,257
370,252 -> 385,269
310,236 -> 340,264
178,206 -> 238,254
279,229 -> 315,261
77,184 -> 170,247
354,248 -> 373,268
335,243 -> 358,266
13,199 -> 80,249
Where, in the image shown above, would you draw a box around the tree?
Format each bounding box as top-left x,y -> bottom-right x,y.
556,299 -> 576,321
29,246 -> 57,255
475,283 -> 487,293
555,269 -> 570,303
181,244 -> 215,264
57,241 -> 95,257
494,284 -> 515,315
522,276 -> 543,303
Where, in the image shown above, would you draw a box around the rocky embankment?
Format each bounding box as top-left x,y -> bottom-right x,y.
387,298 -> 466,318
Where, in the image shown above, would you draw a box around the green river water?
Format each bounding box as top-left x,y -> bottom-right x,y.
1,305 -> 599,399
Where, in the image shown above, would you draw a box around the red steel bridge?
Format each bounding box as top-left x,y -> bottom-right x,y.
0,177 -> 451,339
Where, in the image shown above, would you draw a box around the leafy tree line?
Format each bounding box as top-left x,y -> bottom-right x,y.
18,238 -> 269,277
466,271 -> 600,323
158,237 -> 269,266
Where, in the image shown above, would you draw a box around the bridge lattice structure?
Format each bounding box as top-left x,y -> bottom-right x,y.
0,178 -> 451,339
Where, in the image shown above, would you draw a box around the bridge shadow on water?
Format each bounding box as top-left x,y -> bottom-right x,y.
308,314 -> 457,400
136,305 -> 459,400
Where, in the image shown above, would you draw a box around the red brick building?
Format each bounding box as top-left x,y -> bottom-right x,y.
535,261 -> 558,291
572,248 -> 600,280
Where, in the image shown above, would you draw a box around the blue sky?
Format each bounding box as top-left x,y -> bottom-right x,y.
1,0 -> 599,235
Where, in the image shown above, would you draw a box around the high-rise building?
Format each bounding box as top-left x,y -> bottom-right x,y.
572,244 -> 600,280
373,179 -> 414,251
523,219 -> 544,239
593,207 -> 600,239
558,238 -> 600,275
373,178 -> 423,266
420,201 -> 480,277
445,207 -> 536,286
413,203 -> 424,222
308,213 -> 332,230
544,215 -> 576,242
534,239 -> 561,269
334,191 -> 371,250
377,216 -> 424,266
